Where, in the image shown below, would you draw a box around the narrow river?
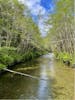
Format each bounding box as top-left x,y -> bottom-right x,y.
0,53 -> 74,100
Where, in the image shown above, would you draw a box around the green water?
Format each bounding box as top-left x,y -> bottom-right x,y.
0,53 -> 74,100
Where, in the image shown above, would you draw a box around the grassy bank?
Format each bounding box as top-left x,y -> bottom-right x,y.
54,51 -> 75,67
0,47 -> 47,70
0,47 -> 21,70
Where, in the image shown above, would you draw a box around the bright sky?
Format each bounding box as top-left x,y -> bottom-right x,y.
18,0 -> 55,37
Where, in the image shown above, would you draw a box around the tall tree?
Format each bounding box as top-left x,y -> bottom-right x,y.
47,0 -> 74,55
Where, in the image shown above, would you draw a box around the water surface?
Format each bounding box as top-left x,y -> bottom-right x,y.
0,53 -> 74,100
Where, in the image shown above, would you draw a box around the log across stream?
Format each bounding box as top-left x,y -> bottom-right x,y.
3,68 -> 48,81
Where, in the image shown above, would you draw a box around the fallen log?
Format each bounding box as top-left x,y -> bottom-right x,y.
3,68 -> 47,81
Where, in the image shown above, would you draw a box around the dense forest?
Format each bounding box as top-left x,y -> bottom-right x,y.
46,0 -> 74,66
0,0 -> 74,70
0,0 -> 47,70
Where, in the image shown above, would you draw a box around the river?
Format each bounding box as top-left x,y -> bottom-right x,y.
0,53 -> 74,100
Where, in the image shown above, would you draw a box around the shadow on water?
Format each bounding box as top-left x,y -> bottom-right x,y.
0,53 -> 74,100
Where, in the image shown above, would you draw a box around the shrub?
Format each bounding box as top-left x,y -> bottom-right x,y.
0,63 -> 6,70
0,54 -> 14,66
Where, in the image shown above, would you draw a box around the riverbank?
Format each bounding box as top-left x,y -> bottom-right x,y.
0,46 -> 47,73
0,46 -> 74,76
54,51 -> 75,68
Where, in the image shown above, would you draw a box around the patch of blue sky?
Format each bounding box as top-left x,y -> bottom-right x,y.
18,0 -> 55,37
40,0 -> 55,12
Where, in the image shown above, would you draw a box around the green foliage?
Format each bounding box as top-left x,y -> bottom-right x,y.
59,52 -> 72,61
0,47 -> 22,68
55,52 -> 73,64
0,55 -> 14,66
0,0 -> 48,70
0,46 -> 45,70
0,47 -> 14,65
0,63 -> 6,69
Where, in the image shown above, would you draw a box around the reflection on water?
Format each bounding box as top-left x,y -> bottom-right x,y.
38,65 -> 51,100
0,53 -> 74,99
37,53 -> 55,100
